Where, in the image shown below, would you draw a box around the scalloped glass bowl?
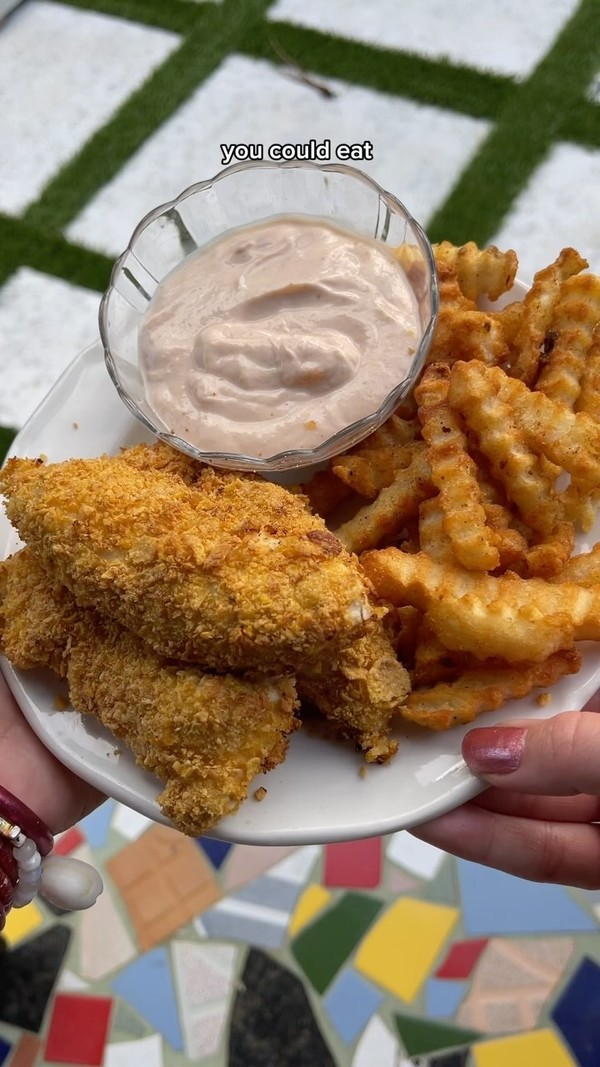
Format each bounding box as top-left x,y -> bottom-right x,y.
99,161 -> 439,473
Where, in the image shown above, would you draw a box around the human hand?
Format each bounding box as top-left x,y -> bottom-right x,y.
0,670 -> 103,835
411,693 -> 600,889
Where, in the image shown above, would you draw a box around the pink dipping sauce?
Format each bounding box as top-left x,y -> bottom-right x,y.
138,217 -> 421,459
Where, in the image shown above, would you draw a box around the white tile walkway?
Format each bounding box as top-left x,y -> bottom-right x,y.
0,267 -> 101,427
66,54 -> 490,257
269,0 -> 579,80
493,142 -> 600,283
0,0 -> 180,215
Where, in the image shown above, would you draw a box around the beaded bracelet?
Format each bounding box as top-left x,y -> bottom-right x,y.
0,787 -> 103,926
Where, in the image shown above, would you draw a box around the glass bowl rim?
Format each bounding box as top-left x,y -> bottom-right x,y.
99,159 -> 439,473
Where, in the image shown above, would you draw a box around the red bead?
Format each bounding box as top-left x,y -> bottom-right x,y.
0,868 -> 13,912
0,786 -> 53,856
0,837 -> 17,884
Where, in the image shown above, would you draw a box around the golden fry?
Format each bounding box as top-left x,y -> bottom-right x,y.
334,443 -> 433,552
434,241 -> 518,302
361,548 -> 600,664
535,273 -> 600,409
403,650 -> 581,730
416,362 -> 500,570
510,247 -> 587,384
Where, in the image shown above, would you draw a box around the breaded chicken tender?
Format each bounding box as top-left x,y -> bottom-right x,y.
0,549 -> 299,835
298,622 -> 409,762
0,452 -> 375,672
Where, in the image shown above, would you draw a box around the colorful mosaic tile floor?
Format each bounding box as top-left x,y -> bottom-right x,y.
4,813 -> 600,1065
1,0 -> 600,1063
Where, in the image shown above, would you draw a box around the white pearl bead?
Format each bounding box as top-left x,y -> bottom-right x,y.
17,849 -> 41,873
18,866 -> 42,886
39,856 -> 103,911
13,838 -> 38,863
13,882 -> 37,908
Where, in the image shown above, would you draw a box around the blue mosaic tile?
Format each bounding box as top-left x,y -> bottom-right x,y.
425,977 -> 468,1018
322,968 -> 383,1044
111,947 -> 183,1051
236,874 -> 304,912
80,800 -> 116,849
457,860 -> 597,935
196,838 -> 232,869
201,904 -> 287,950
552,956 -> 600,1067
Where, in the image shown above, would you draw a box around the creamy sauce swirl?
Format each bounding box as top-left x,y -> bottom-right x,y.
139,218 -> 421,458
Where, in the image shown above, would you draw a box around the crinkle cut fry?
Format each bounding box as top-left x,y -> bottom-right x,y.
564,325 -> 600,531
333,443 -> 433,553
411,617 -> 468,687
0,548 -> 300,836
418,497 -> 454,564
433,241 -> 518,302
451,359 -> 600,487
403,649 -> 582,730
446,360 -> 572,576
416,363 -> 499,570
535,273 -> 600,409
332,442 -> 419,500
361,547 -> 600,664
576,323 -> 600,421
510,247 -> 587,385
425,264 -> 509,368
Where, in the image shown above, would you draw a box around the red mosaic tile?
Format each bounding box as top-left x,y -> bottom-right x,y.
54,827 -> 85,856
435,938 -> 488,979
9,1033 -> 41,1067
323,838 -> 382,889
44,993 -> 113,1065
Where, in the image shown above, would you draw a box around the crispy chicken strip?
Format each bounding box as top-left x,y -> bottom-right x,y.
298,621 -> 410,763
0,452 -> 374,672
0,550 -> 299,836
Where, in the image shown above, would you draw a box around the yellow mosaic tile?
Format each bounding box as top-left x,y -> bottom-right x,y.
3,901 -> 44,946
473,1028 -> 576,1067
355,897 -> 459,1002
289,885 -> 332,937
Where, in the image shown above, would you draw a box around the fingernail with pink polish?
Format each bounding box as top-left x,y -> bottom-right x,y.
462,726 -> 526,774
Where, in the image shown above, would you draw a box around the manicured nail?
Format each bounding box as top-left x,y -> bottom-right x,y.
462,726 -> 526,774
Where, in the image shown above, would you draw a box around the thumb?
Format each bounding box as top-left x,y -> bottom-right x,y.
462,711 -> 600,796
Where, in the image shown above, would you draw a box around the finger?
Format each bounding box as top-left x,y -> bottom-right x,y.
412,802 -> 600,888
473,788 -> 600,823
461,711 -> 600,796
0,674 -> 104,832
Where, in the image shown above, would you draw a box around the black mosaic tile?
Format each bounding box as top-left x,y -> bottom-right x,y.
0,924 -> 71,1032
229,948 -> 336,1067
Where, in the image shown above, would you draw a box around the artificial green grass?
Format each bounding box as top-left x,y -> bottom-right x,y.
243,20 -> 516,121
2,0 -> 600,439
0,427 -> 16,464
428,0 -> 600,244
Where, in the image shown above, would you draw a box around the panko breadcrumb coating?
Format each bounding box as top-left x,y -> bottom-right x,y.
0,452 -> 375,673
298,622 -> 409,762
0,549 -> 300,835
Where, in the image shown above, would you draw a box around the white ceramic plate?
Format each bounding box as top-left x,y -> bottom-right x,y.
2,335 -> 600,845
